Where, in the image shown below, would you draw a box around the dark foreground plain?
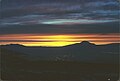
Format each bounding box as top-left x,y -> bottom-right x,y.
0,42 -> 119,81
0,48 -> 119,81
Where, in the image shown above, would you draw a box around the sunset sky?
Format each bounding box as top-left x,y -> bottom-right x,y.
0,0 -> 119,47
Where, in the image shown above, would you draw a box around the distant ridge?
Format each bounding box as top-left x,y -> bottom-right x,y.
0,44 -> 25,47
0,41 -> 119,63
66,41 -> 95,47
0,41 -> 119,48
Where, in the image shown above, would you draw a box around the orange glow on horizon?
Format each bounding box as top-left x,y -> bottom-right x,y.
0,34 -> 119,47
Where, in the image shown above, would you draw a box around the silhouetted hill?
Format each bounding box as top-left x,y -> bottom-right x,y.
67,41 -> 95,47
0,41 -> 119,63
1,44 -> 25,48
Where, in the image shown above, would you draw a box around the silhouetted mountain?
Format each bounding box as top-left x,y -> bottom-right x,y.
0,41 -> 119,63
66,41 -> 95,47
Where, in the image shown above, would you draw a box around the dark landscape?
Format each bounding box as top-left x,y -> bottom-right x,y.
0,0 -> 119,81
0,41 -> 119,81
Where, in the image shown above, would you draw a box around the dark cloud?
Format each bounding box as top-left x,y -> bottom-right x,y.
0,21 -> 119,35
1,0 -> 119,19
0,0 -> 119,36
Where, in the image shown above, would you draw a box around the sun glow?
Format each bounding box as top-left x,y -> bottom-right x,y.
23,42 -> 78,47
23,35 -> 79,46
0,34 -> 119,47
41,35 -> 75,42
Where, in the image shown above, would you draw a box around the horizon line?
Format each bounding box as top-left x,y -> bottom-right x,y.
1,41 -> 119,47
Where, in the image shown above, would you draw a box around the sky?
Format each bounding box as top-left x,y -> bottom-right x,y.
0,0 -> 119,47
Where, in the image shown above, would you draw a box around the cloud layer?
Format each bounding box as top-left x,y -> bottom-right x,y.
0,0 -> 119,46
